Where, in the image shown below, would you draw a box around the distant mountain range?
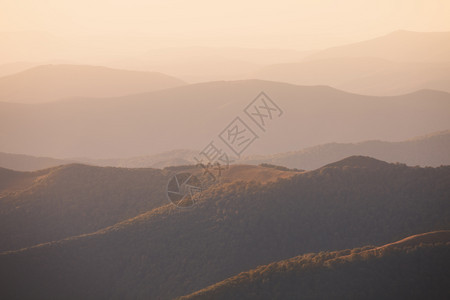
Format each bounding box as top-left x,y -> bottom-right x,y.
253,57 -> 450,96
0,152 -> 72,171
242,130 -> 450,170
0,64 -> 185,103
1,156 -> 449,299
306,30 -> 450,63
2,31 -> 449,95
180,231 -> 450,299
1,130 -> 449,171
252,31 -> 450,96
1,80 -> 449,158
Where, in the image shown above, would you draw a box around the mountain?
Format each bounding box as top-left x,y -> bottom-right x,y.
306,30 -> 450,63
78,149 -> 200,169
241,130 -> 450,170
337,61 -> 450,96
180,231 -> 450,300
0,152 -> 73,171
1,80 -> 449,158
253,57 -> 450,96
251,31 -> 450,96
2,130 -> 449,172
0,64 -> 186,103
0,157 -> 448,299
0,164 -> 169,252
0,163 -> 297,252
0,149 -> 200,172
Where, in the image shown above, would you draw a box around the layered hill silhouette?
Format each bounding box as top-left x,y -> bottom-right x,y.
252,31 -> 450,96
0,149 -> 204,172
79,149 -> 200,170
0,157 -> 448,299
242,130 -> 450,170
253,57 -> 450,96
0,64 -> 185,103
1,80 -> 449,158
306,30 -> 450,63
0,152 -> 72,171
181,231 -> 450,299
1,130 -> 449,172
0,150 -> 200,172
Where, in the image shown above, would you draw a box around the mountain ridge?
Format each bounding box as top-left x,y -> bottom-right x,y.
1,129 -> 449,171
0,157 -> 448,299
253,57 -> 450,96
2,79 -> 449,158
306,30 -> 450,63
0,64 -> 186,103
180,230 -> 450,299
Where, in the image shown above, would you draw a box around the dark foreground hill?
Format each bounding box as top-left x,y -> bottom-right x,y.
0,164 -> 297,252
0,164 -> 169,252
181,231 -> 450,300
0,157 -> 449,299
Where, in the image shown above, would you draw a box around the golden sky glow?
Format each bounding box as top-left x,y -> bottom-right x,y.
1,0 -> 450,49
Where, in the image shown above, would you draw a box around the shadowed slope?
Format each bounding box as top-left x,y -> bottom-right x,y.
0,163 -> 298,252
0,164 -> 170,252
0,157 -> 449,299
181,231 -> 450,300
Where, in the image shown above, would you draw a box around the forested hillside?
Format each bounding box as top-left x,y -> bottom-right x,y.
0,157 -> 448,299
181,231 -> 450,299
0,164 -> 169,252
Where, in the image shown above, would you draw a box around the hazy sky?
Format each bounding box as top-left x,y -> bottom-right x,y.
1,0 -> 450,49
